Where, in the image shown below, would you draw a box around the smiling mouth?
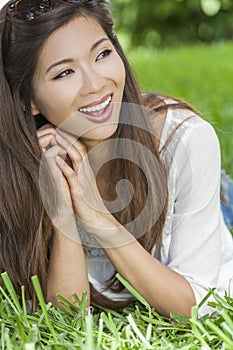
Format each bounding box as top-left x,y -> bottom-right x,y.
79,95 -> 112,115
78,95 -> 114,123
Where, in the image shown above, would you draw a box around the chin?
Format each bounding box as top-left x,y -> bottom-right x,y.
83,123 -> 118,143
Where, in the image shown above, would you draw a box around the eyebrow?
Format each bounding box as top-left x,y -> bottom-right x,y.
46,37 -> 110,75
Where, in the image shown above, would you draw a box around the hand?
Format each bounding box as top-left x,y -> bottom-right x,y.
37,124 -> 78,237
54,129 -> 121,239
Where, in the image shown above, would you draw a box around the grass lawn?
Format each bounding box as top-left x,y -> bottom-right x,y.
1,272 -> 233,349
127,41 -> 233,177
0,42 -> 233,349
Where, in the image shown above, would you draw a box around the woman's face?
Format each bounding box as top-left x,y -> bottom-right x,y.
32,15 -> 125,148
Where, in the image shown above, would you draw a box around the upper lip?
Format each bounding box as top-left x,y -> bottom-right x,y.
78,93 -> 112,110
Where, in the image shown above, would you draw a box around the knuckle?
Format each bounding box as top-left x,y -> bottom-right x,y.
79,143 -> 86,154
69,147 -> 81,162
69,171 -> 76,179
45,145 -> 60,158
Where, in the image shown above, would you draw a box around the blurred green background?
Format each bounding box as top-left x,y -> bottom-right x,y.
112,0 -> 233,176
112,0 -> 233,47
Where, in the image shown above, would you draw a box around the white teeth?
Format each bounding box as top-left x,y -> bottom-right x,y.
79,96 -> 111,113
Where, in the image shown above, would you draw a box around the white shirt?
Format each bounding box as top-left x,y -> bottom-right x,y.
158,104 -> 233,315
80,104 -> 233,315
0,0 -> 9,9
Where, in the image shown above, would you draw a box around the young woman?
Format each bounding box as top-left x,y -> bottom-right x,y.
0,0 -> 232,318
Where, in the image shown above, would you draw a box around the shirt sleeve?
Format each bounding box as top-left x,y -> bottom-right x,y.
165,119 -> 222,306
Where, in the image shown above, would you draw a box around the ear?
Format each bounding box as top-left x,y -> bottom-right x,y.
30,100 -> 40,116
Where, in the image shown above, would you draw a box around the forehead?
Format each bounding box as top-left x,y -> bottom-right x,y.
36,15 -> 107,71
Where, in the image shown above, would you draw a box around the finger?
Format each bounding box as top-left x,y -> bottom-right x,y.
38,123 -> 55,132
38,134 -> 57,149
55,132 -> 86,156
41,146 -> 65,192
55,134 -> 93,197
55,135 -> 93,189
43,145 -> 67,159
56,155 -> 79,196
41,151 -> 74,222
55,131 -> 77,149
37,124 -> 56,138
56,129 -> 87,154
56,136 -> 88,178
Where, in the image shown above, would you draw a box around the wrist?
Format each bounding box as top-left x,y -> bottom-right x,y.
84,215 -> 136,249
52,214 -> 82,244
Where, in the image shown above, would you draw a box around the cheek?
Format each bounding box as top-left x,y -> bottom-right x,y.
104,54 -> 125,91
33,86 -> 70,124
115,57 -> 126,89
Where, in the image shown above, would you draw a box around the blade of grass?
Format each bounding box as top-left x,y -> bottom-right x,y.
221,310 -> 233,332
189,320 -> 210,347
127,314 -> 153,349
24,344 -> 36,350
1,323 -> 6,350
97,316 -> 104,349
71,292 -> 81,305
0,286 -> 21,316
2,326 -> 13,350
31,275 -> 58,342
56,293 -> 80,314
101,312 -> 119,339
213,293 -> 233,312
77,290 -> 88,312
0,303 -> 13,323
85,314 -> 94,350
206,319 -> 233,348
146,323 -> 152,342
15,314 -> 27,344
198,288 -> 215,309
21,286 -> 27,316
116,273 -> 150,309
191,306 -> 199,320
221,323 -> 233,339
1,272 -> 22,313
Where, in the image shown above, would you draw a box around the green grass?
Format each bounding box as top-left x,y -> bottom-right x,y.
1,272 -> 233,349
127,41 -> 233,177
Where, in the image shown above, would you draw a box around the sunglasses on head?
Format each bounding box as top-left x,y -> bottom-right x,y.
6,0 -> 90,21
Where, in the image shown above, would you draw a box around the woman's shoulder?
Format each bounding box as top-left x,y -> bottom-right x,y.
160,105 -> 219,169
143,92 -> 217,152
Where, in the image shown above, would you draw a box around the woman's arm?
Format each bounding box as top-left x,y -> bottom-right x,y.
37,124 -> 90,306
105,236 -> 195,317
47,224 -> 90,306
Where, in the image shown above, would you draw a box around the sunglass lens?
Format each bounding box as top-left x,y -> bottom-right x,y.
15,0 -> 52,20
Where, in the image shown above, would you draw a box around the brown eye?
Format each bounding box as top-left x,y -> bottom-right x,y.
53,69 -> 74,80
96,49 -> 112,61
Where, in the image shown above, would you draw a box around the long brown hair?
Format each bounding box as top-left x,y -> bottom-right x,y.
0,0 -> 170,308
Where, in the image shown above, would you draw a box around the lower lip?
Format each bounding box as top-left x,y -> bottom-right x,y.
80,98 -> 113,124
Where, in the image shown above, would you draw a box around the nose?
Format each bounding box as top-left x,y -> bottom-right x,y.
79,66 -> 106,96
